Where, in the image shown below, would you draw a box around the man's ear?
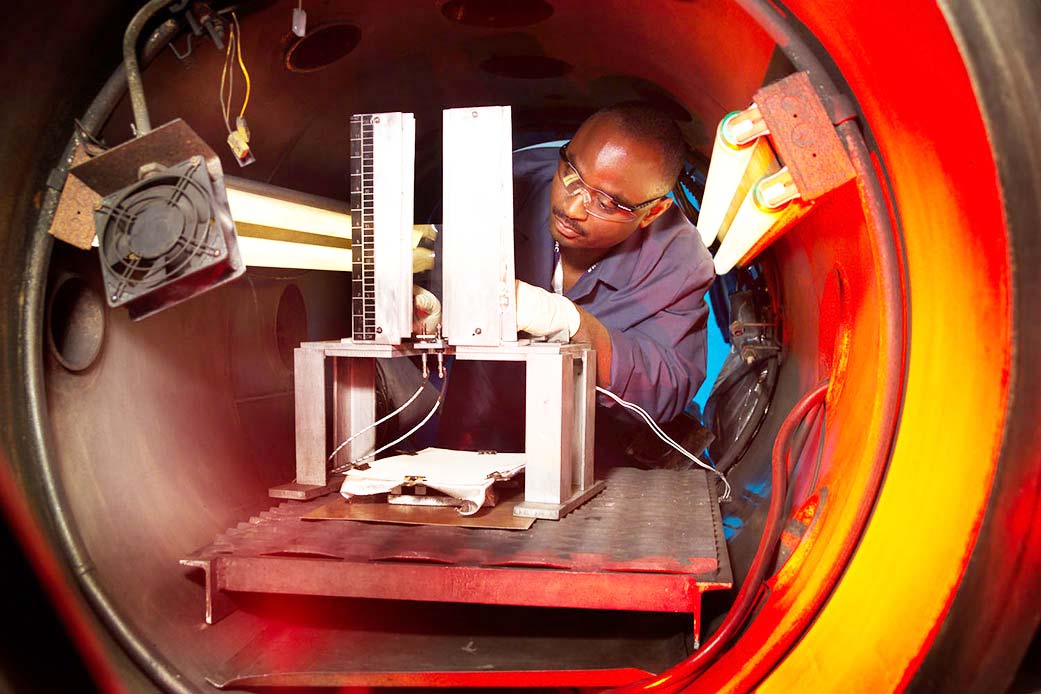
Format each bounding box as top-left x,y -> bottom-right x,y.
638,197 -> 673,228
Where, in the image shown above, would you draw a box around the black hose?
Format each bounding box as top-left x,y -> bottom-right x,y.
123,0 -> 176,135
25,17 -> 202,694
612,382 -> 830,694
668,381 -> 829,682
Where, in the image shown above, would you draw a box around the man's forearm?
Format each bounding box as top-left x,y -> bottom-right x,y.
573,306 -> 613,387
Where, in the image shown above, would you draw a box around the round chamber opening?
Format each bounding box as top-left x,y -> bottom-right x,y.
285,22 -> 361,73
47,274 -> 105,372
22,2 -> 1036,692
479,55 -> 573,79
275,284 -> 308,371
440,0 -> 554,28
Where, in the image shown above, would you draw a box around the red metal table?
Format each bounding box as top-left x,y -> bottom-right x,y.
183,467 -> 731,686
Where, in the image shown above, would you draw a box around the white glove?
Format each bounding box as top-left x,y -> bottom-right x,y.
515,280 -> 581,339
411,224 -> 437,273
413,285 -> 441,336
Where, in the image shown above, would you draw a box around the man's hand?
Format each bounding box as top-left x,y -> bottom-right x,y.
515,280 -> 581,340
413,285 -> 441,336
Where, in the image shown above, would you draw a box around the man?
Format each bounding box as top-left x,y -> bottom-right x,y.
436,102 -> 715,466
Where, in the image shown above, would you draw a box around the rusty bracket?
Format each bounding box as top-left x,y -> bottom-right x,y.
753,71 -> 856,202
49,119 -> 223,250
49,143 -> 99,249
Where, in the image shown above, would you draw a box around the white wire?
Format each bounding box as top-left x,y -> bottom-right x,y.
327,381 -> 426,465
342,393 -> 443,468
596,386 -> 732,501
333,360 -> 452,473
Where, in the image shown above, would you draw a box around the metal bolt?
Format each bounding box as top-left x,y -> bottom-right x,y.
376,326 -> 383,334
472,111 -> 479,118
373,116 -> 380,124
138,162 -> 163,179
474,327 -> 482,335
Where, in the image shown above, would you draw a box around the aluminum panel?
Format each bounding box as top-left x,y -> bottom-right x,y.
351,112 -> 414,344
442,106 -> 517,346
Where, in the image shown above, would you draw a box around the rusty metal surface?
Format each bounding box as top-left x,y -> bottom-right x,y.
755,71 -> 855,200
70,119 -> 220,198
49,144 -> 99,249
188,468 -> 727,577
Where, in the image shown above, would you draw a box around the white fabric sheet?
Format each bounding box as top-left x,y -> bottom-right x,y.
340,447 -> 525,516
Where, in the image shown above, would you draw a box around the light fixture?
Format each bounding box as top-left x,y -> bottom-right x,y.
223,176 -> 353,270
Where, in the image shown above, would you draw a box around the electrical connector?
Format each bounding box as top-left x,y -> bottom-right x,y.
227,117 -> 255,166
219,13 -> 254,167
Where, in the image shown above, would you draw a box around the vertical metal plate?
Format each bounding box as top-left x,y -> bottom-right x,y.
522,353 -> 573,505
332,356 -> 376,467
350,112 -> 414,344
442,106 -> 517,346
293,347 -> 327,486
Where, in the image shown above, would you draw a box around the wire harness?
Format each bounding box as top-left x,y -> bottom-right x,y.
218,12 -> 254,165
596,386 -> 732,501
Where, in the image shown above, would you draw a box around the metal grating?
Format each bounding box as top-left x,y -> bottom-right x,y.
183,466 -> 731,652
192,468 -> 727,576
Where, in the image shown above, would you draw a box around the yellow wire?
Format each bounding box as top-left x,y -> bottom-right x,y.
233,12 -> 251,120
219,24 -> 235,132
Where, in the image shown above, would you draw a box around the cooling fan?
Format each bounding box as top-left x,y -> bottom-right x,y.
94,156 -> 244,320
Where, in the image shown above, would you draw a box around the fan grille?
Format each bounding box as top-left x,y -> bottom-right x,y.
96,158 -> 227,307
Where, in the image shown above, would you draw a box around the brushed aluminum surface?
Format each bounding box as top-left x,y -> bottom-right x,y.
442,106 -> 517,346
350,112 -> 415,343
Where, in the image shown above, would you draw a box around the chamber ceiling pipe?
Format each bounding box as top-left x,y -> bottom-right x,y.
123,0 -> 176,135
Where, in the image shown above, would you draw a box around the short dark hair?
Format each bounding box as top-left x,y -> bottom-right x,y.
589,102 -> 687,191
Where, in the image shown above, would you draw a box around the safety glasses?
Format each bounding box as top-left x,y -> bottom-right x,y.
556,143 -> 666,221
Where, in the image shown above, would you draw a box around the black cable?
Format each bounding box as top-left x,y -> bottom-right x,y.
73,119 -> 108,155
707,355 -> 779,476
123,0 -> 176,135
670,381 -> 828,684
23,17 -> 202,694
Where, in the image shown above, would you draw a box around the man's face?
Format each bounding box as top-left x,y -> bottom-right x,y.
548,118 -> 674,252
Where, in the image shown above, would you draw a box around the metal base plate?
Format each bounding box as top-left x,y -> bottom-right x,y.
513,479 -> 607,519
268,474 -> 344,500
